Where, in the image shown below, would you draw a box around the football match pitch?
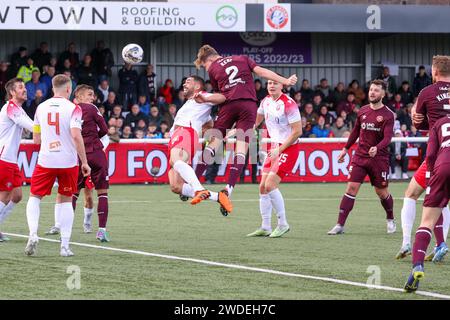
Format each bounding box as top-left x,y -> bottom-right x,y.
1,182 -> 449,300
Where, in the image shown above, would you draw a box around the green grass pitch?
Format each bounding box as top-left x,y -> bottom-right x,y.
1,182 -> 449,299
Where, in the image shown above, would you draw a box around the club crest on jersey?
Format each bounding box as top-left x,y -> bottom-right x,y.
376,116 -> 383,122
362,115 -> 367,120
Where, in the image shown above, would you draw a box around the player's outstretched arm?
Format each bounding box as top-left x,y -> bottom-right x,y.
71,127 -> 91,177
253,66 -> 297,86
194,92 -> 226,105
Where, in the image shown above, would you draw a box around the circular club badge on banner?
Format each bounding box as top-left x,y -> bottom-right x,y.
266,5 -> 289,30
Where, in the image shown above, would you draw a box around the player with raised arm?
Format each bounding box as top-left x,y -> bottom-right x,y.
168,76 -> 232,213
24,75 -> 91,257
193,45 -> 297,215
247,79 -> 302,238
404,115 -> 450,292
0,78 -> 33,241
328,80 -> 396,235
396,56 -> 450,262
45,85 -> 111,242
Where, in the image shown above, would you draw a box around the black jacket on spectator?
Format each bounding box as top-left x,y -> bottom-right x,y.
77,64 -> 97,88
10,51 -> 27,77
91,47 -> 114,77
398,88 -> 414,105
31,49 -> 52,72
330,89 -> 347,108
396,108 -> 412,129
26,97 -> 44,120
138,71 -> 156,99
300,87 -> 314,103
119,67 -> 139,95
413,73 -> 432,97
125,111 -> 149,129
58,51 -> 79,71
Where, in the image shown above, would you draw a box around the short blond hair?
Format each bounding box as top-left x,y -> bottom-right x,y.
194,45 -> 219,69
432,55 -> 450,77
73,84 -> 93,99
52,74 -> 72,90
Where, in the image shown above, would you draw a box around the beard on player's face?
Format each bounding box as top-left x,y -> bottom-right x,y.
369,96 -> 382,104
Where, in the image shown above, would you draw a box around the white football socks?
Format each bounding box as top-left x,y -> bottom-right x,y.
259,194 -> 272,231
226,185 -> 234,197
54,203 -> 62,229
0,201 -> 14,225
181,183 -> 195,198
401,197 -> 416,247
268,189 -> 288,227
209,192 -> 218,202
84,207 -> 94,225
59,202 -> 74,249
442,206 -> 450,241
26,196 -> 41,241
173,160 -> 203,192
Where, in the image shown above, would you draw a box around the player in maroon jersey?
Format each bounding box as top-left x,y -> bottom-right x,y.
193,45 -> 297,215
404,115 -> 450,292
46,85 -> 111,242
396,56 -> 450,261
328,80 -> 396,235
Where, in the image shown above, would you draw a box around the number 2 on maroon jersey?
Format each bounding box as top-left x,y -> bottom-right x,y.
225,66 -> 242,85
47,112 -> 60,135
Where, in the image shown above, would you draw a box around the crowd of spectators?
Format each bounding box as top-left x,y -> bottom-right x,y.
1,42 -> 429,177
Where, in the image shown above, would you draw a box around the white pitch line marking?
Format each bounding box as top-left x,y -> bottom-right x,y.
4,232 -> 449,300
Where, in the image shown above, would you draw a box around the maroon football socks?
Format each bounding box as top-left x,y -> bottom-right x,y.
227,153 -> 246,188
98,193 -> 109,228
381,194 -> 394,220
412,227 -> 432,266
337,193 -> 356,226
434,213 -> 445,246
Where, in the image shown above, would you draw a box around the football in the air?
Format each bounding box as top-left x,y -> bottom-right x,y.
122,43 -> 143,64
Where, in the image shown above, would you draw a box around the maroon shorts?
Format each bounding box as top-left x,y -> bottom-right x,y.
213,99 -> 257,143
424,163 -> 450,208
77,150 -> 109,191
168,126 -> 200,164
413,161 -> 427,189
0,160 -> 23,191
31,165 -> 78,197
262,144 -> 301,179
348,155 -> 389,188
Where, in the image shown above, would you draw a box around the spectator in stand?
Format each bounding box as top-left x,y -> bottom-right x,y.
400,123 -> 410,137
96,79 -> 112,104
330,82 -> 347,110
116,118 -> 124,132
91,40 -> 114,80
347,79 -> 366,105
293,91 -> 302,109
159,121 -> 169,137
173,89 -> 186,110
26,89 -> 44,120
314,78 -> 332,104
413,65 -> 432,97
398,81 -> 413,105
134,129 -> 145,140
10,46 -> 28,77
0,62 -> 10,104
300,79 -> 314,103
205,80 -> 213,93
347,105 -> 359,127
301,102 -> 319,126
312,93 -> 326,113
318,105 -> 335,128
98,105 -> 106,120
255,79 -> 268,104
62,69 -> 77,100
146,122 -> 162,139
163,103 -> 177,128
158,79 -> 175,105
108,126 -> 120,143
103,92 -> 119,115
58,58 -> 74,74
77,54 -> 97,88
58,42 -> 80,71
377,66 -> 397,100
40,66 -> 55,98
389,129 -> 409,180
118,63 -> 138,110
301,119 -> 313,138
137,95 -> 150,115
330,116 -> 349,138
336,92 -> 357,116
17,57 -> 36,83
25,69 -> 48,107
339,110 -> 353,130
49,57 -> 58,70
31,42 -> 52,73
341,130 -> 351,138
108,117 -> 118,128
312,116 -> 331,138
134,119 -> 148,134
121,126 -> 133,139
388,93 -> 405,112
138,64 -> 156,102
125,104 -> 149,130
148,105 -> 162,127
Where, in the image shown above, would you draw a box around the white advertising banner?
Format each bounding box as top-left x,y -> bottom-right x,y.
264,4 -> 291,32
0,1 -> 245,32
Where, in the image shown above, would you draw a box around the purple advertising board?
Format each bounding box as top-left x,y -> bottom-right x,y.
202,32 -> 312,65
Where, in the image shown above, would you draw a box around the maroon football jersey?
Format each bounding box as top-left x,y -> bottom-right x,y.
415,81 -> 450,130
426,115 -> 450,172
207,55 -> 258,102
79,102 -> 108,153
345,105 -> 395,158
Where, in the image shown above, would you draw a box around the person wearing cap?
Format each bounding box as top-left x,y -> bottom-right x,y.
389,129 -> 409,180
